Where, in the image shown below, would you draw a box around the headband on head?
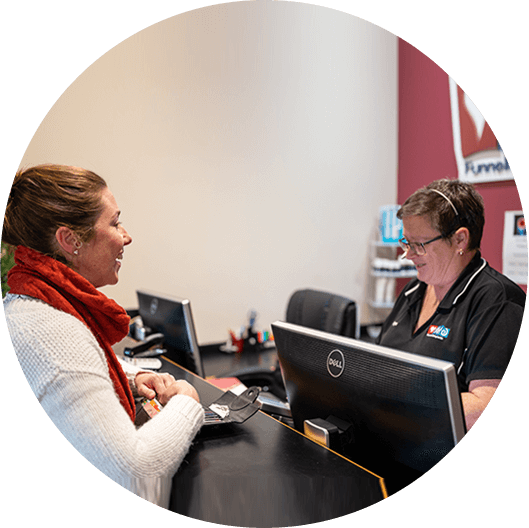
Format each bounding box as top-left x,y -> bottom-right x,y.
430,189 -> 459,217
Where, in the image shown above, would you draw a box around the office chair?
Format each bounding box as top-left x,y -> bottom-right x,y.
228,289 -> 359,419
285,288 -> 360,339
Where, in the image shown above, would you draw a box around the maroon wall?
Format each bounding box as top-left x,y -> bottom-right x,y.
397,39 -> 524,290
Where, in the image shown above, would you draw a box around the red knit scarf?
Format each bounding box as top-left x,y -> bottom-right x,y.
8,246 -> 136,421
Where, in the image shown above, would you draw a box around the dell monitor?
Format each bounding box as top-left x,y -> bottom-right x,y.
272,321 -> 466,490
137,289 -> 205,378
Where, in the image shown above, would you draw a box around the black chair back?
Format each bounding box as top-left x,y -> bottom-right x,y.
286,289 -> 359,339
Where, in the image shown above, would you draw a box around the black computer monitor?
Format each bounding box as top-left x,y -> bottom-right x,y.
271,321 -> 466,486
137,289 -> 205,378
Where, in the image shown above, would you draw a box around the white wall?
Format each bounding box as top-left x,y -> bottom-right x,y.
19,2 -> 397,343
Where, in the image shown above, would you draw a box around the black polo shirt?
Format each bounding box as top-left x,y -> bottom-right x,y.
377,252 -> 526,392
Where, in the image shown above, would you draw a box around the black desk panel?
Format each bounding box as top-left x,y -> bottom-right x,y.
162,357 -> 386,527
199,343 -> 279,378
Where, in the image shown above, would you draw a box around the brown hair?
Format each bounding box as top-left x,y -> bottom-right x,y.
397,179 -> 485,251
2,164 -> 107,264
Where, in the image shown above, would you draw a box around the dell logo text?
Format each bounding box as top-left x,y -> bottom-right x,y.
327,349 -> 345,378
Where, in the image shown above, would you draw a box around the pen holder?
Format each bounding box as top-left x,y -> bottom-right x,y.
222,326 -> 273,354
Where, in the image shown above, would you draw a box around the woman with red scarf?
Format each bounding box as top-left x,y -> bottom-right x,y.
3,164 -> 204,506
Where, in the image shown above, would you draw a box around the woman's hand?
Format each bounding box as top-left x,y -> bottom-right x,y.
135,372 -> 200,405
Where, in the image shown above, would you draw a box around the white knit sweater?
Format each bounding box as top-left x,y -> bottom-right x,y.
3,293 -> 204,505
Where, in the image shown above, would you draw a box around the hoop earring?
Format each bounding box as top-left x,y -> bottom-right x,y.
73,241 -> 83,256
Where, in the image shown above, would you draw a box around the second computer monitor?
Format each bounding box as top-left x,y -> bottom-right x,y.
137,289 -> 205,378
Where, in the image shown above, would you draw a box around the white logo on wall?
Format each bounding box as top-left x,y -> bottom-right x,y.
449,78 -> 512,183
327,349 -> 345,378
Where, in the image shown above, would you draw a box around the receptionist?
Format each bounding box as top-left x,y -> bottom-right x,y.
376,179 -> 525,430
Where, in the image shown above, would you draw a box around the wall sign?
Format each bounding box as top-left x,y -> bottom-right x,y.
503,211 -> 527,285
449,78 -> 512,183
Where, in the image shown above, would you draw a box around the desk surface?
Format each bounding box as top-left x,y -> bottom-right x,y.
162,357 -> 386,527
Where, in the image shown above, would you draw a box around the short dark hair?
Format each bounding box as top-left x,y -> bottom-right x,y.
397,179 -> 485,250
2,164 -> 107,264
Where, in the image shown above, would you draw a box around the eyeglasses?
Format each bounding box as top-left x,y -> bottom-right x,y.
398,234 -> 445,258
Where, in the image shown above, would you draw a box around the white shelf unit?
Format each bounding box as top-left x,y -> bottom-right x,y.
368,241 -> 416,310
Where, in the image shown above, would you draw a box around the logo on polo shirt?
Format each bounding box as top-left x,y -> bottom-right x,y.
427,325 -> 451,340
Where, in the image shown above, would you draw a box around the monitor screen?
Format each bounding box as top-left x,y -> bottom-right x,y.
137,289 -> 205,378
272,321 -> 466,481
